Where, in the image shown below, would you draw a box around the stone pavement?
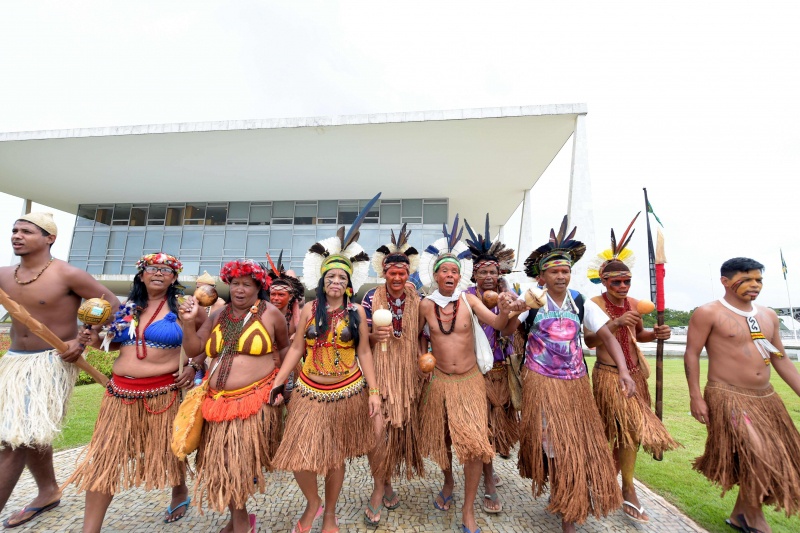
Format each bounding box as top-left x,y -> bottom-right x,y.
4,446 -> 706,532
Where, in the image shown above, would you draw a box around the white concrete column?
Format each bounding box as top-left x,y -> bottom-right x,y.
567,114 -> 597,297
20,198 -> 32,216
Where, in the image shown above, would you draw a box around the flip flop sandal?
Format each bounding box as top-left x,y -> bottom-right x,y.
248,513 -> 256,533
460,524 -> 482,533
364,501 -> 383,526
382,490 -> 401,510
621,500 -> 649,524
2,500 -> 60,528
725,518 -> 745,532
164,497 -> 191,523
492,473 -> 504,487
482,492 -> 503,514
736,513 -> 767,533
433,490 -> 453,511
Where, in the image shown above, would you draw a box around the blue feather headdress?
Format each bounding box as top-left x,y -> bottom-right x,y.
524,215 -> 586,278
418,214 -> 473,292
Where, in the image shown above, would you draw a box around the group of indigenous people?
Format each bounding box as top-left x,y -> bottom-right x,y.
2,208 -> 800,533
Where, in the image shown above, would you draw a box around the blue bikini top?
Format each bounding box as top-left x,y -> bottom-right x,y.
114,312 -> 183,349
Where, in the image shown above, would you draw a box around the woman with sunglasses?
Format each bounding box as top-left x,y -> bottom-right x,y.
66,253 -> 206,531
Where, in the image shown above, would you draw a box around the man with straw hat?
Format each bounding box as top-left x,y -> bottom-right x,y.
0,212 -> 119,529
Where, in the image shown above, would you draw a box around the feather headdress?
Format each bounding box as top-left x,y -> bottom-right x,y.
418,214 -> 473,292
266,251 -> 305,299
587,212 -> 640,284
524,215 -> 586,278
302,193 -> 380,292
464,214 -> 515,276
370,223 -> 420,278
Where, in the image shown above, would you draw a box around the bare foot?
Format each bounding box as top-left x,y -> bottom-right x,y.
365,486 -> 383,523
462,506 -> 479,533
295,495 -> 323,531
561,519 -> 576,533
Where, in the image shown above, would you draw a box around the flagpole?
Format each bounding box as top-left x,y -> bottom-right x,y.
644,188 -> 664,461
781,249 -> 796,340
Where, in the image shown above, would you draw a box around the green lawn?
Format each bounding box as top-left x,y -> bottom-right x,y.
53,383 -> 105,451
595,356 -> 800,533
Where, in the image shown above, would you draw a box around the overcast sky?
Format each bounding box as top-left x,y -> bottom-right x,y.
1,1 -> 798,312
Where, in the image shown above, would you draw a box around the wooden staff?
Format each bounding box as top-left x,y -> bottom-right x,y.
0,286 -> 109,387
653,229 -> 667,460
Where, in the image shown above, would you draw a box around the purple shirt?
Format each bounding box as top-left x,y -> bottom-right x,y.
525,295 -> 586,380
466,286 -> 513,363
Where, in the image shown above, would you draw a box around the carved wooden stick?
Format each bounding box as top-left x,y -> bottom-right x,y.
0,286 -> 109,387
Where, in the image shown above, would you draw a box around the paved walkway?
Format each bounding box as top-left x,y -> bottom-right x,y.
4,446 -> 705,532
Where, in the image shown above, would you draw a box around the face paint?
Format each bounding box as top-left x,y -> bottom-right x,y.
726,270 -> 763,301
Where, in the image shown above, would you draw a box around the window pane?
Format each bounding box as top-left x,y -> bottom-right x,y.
185,203 -> 206,221
246,234 -> 270,256
144,230 -> 163,251
70,259 -> 88,271
380,203 -> 401,224
95,207 -> 113,227
206,205 -> 227,226
108,231 -> 126,251
338,203 -> 357,224
148,204 -> 166,225
202,234 -> 224,256
76,205 -> 96,227
200,262 -> 222,276
71,232 -> 92,252
181,261 -> 200,276
294,203 -> 316,225
112,204 -> 131,225
181,230 -> 202,250
228,202 -> 249,220
272,201 -> 294,218
291,233 -> 316,257
103,261 -> 121,275
358,228 -> 380,255
90,233 -> 109,256
224,230 -> 247,251
125,233 -> 144,258
122,262 -> 138,275
249,205 -> 271,225
268,229 -> 292,250
402,199 -> 422,217
318,200 -> 337,218
165,207 -> 184,226
130,207 -> 147,226
87,263 -> 103,275
162,233 -> 181,255
423,203 -> 447,224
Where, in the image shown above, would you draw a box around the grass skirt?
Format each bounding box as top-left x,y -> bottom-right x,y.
693,381 -> 800,515
272,370 -> 374,475
592,363 -> 679,456
485,364 -> 519,456
418,366 -> 493,469
65,374 -> 183,495
518,369 -> 622,524
194,370 -> 282,512
0,350 -> 78,449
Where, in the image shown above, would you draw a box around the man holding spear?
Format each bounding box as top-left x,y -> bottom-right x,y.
0,212 -> 120,528
583,214 -> 677,524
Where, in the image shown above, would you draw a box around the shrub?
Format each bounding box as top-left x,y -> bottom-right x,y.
76,348 -> 119,386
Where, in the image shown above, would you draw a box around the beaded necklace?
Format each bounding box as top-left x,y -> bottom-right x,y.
14,257 -> 54,285
135,297 -> 167,360
601,293 -> 638,373
434,297 -> 460,335
310,301 -> 353,374
215,300 -> 263,389
388,292 -> 406,337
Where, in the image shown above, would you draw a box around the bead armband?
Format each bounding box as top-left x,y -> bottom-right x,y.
187,360 -> 202,372
368,387 -> 381,396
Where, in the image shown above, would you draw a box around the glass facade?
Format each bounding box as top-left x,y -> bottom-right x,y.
69,199 -> 448,277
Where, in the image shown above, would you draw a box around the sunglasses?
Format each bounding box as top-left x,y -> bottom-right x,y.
143,266 -> 175,275
610,279 -> 632,287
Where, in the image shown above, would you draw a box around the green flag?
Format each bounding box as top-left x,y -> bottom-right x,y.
781,249 -> 788,280
647,200 -> 664,228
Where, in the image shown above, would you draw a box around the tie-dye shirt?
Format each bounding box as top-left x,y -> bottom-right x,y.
524,293 -> 607,380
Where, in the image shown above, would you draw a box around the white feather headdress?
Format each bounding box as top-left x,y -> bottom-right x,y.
302,193 -> 380,293
418,214 -> 473,292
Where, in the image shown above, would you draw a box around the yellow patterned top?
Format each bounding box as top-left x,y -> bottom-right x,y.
206,320 -> 273,358
302,315 -> 357,377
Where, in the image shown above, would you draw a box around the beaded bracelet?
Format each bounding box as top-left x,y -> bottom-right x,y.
368,387 -> 381,396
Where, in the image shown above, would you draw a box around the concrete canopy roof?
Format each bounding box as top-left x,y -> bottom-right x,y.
0,104 -> 585,235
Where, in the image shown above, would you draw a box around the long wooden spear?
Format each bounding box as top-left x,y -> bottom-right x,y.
652,228 -> 667,460
0,286 -> 109,386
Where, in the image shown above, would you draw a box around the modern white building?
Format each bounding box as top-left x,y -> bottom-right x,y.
0,104 -> 596,296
